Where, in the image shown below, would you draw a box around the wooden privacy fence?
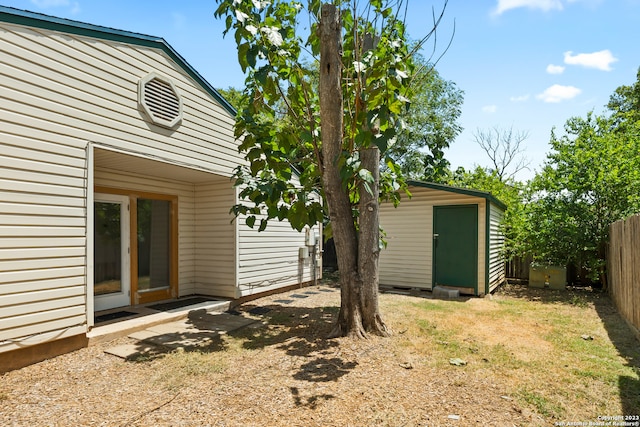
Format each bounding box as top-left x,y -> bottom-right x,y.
608,214 -> 640,340
505,254 -> 533,281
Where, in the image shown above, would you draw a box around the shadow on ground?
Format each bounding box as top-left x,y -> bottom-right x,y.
592,296 -> 640,416
499,283 -> 640,415
126,288 -> 358,401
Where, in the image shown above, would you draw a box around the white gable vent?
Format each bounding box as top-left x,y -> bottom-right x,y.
138,72 -> 183,128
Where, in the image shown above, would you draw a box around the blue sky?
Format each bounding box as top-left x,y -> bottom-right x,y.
2,0 -> 639,180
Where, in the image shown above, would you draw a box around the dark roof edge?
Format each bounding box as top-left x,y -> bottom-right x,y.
407,180 -> 507,210
0,6 -> 237,117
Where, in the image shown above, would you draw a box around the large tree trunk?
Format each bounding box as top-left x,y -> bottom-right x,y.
357,147 -> 389,335
319,4 -> 388,338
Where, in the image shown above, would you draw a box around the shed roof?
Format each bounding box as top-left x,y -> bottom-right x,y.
407,180 -> 507,211
0,5 -> 237,117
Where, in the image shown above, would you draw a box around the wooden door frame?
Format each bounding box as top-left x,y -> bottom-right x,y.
95,186 -> 179,305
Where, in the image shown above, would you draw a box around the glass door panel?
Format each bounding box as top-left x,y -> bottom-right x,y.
137,198 -> 170,291
94,194 -> 130,311
94,201 -> 122,295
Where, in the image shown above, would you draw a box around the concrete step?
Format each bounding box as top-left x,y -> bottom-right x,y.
432,286 -> 460,299
88,299 -> 232,345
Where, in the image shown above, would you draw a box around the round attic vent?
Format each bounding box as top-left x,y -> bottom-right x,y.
138,72 -> 183,128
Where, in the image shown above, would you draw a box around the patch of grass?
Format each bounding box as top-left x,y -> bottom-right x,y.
484,343 -> 527,370
493,298 -> 528,316
387,285 -> 639,421
517,387 -> 565,419
412,300 -> 457,313
265,311 -> 296,325
231,324 -> 284,349
572,368 -> 612,383
153,348 -> 226,391
568,293 -> 589,308
415,318 -> 461,346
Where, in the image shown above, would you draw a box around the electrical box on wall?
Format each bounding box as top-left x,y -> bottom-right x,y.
305,228 -> 316,246
299,246 -> 309,259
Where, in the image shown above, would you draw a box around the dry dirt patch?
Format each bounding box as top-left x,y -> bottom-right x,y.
0,283 -> 637,427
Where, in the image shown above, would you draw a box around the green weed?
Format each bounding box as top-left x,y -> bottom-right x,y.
518,387 -> 565,418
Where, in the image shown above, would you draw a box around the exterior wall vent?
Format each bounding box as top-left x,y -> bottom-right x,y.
138,72 -> 183,128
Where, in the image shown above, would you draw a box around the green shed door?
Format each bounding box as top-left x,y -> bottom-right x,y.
433,205 -> 478,290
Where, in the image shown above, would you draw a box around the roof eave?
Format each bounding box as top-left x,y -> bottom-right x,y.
407,180 -> 507,210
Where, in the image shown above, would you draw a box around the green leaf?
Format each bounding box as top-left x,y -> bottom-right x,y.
250,159 -> 265,176
246,215 -> 256,228
238,43 -> 250,73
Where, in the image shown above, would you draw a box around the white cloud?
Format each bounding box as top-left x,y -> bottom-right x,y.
510,94 -> 530,102
482,105 -> 498,113
536,84 -> 581,103
563,50 -> 618,71
493,0 -> 563,15
546,64 -> 565,74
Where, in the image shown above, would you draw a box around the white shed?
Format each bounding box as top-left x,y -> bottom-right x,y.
379,180 -> 506,296
0,7 -> 320,369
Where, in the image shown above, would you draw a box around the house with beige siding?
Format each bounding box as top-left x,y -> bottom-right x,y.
379,181 -> 506,296
0,7 -> 320,370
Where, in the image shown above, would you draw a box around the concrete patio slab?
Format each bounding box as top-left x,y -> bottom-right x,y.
104,310 -> 258,359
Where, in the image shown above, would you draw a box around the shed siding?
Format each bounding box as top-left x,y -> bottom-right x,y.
487,202 -> 506,293
0,19 -> 243,353
379,187 -> 486,291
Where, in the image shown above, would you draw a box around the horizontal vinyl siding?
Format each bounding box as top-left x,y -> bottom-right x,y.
94,168 -> 198,296
488,203 -> 506,292
237,214 -> 321,298
379,187 -> 486,291
0,18 -> 243,353
194,180 -> 236,299
0,21 -> 243,177
0,133 -> 87,353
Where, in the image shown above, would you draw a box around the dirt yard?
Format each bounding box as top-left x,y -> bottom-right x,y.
1,281 -> 638,426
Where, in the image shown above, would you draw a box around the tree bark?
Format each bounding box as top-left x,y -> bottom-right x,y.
319,4 -> 388,338
319,4 -> 360,338
358,147 -> 389,335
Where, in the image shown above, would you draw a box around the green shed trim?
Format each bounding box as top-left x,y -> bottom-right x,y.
407,180 -> 507,211
485,203 -> 491,295
0,5 -> 237,118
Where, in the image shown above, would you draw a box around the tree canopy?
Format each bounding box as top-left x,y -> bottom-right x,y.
385,56 -> 463,182
448,166 -> 528,261
524,68 -> 640,283
214,0 -> 449,337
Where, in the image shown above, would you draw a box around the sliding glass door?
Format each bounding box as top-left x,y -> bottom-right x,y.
94,188 -> 178,310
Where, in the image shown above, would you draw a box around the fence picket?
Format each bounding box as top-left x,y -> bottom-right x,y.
608,215 -> 640,341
